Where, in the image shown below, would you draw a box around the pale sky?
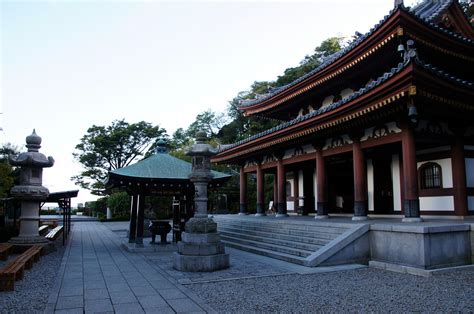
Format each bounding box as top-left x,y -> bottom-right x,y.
1,0 -> 420,207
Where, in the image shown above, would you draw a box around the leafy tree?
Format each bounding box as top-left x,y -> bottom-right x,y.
0,144 -> 20,198
72,119 -> 166,195
107,192 -> 130,218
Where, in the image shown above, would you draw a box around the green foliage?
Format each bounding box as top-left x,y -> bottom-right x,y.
275,37 -> 343,87
88,197 -> 108,213
107,192 -> 131,218
0,143 -> 20,198
72,119 -> 166,195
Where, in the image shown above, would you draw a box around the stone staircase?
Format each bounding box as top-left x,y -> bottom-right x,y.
214,215 -> 353,266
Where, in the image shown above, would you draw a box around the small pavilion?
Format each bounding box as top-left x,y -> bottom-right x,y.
105,140 -> 231,246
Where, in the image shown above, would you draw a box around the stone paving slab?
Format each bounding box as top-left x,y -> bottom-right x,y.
45,222 -> 213,313
46,220 -> 370,313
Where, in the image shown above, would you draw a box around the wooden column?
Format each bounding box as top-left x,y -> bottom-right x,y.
401,121 -> 421,221
128,194 -> 138,243
353,138 -> 368,220
273,173 -> 278,213
293,170 -> 299,214
451,132 -> 468,216
135,193 -> 145,247
315,148 -> 328,219
256,163 -> 266,216
276,158 -> 288,217
239,166 -> 247,215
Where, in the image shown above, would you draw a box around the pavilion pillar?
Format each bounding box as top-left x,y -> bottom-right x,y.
135,193 -> 145,247
315,148 -> 329,219
293,170 -> 300,215
352,137 -> 368,221
451,129 -> 468,216
239,166 -> 248,215
255,162 -> 266,216
276,158 -> 288,217
401,121 -> 422,222
128,194 -> 138,243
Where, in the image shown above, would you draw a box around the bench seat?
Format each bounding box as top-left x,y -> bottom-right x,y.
0,243 -> 13,261
45,225 -> 64,241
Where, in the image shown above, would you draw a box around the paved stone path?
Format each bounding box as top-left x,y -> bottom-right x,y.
45,222 -> 215,313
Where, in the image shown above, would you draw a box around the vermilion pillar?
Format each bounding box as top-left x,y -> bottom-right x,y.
136,194 -> 145,247
239,166 -> 248,215
451,134 -> 468,216
276,159 -> 288,217
128,194 -> 138,243
256,163 -> 266,216
273,174 -> 278,213
352,138 -> 368,220
401,122 -> 421,222
315,148 -> 329,219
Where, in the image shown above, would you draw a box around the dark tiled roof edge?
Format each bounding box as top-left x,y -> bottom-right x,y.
219,57 -> 474,154
239,0 -> 472,109
220,59 -> 411,152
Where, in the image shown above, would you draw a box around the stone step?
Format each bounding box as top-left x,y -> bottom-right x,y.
220,234 -> 313,257
217,225 -> 333,246
215,219 -> 350,234
219,230 -> 323,251
220,240 -> 307,265
217,223 -> 342,240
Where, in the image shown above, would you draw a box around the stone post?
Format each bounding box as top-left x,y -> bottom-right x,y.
9,130 -> 54,246
173,131 -> 229,272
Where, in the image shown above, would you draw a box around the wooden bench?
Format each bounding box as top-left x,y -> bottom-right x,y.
0,243 -> 13,261
16,245 -> 43,270
38,225 -> 49,236
0,245 -> 43,291
45,225 -> 63,241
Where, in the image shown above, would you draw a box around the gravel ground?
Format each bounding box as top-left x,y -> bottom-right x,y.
0,245 -> 65,313
188,267 -> 474,313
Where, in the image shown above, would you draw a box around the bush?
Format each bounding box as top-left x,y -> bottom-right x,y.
100,216 -> 130,222
40,209 -> 58,215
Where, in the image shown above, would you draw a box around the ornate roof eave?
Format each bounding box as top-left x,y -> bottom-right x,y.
213,59 -> 474,164
238,5 -> 474,117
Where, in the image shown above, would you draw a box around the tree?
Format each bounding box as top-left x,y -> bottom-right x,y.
107,192 -> 130,218
186,109 -> 229,139
0,143 -> 20,198
72,119 -> 166,195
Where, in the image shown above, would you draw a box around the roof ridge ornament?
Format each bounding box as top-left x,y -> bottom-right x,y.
155,138 -> 168,154
394,0 -> 404,8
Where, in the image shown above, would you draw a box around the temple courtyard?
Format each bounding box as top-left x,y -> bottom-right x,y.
0,217 -> 473,313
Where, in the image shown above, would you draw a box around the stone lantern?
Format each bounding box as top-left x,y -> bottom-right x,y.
9,130 -> 54,245
173,131 -> 229,271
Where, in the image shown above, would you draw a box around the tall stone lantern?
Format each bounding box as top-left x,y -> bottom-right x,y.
9,130 -> 54,245
173,131 -> 229,272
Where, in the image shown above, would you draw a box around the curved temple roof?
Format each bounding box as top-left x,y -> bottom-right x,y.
238,0 -> 473,110
107,150 -> 230,185
218,56 -> 474,155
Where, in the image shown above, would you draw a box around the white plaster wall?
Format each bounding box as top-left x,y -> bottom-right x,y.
392,154 -> 402,212
321,95 -> 334,108
367,159 -> 374,211
298,170 -> 304,207
465,158 -> 474,188
419,196 -> 454,211
468,196 -> 474,211
340,88 -> 353,98
417,158 -> 453,188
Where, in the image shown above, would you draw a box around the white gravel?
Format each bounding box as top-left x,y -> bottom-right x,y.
0,245 -> 65,313
188,267 -> 474,313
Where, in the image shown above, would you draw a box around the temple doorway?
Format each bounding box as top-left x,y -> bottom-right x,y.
327,154 -> 354,213
372,155 -> 394,214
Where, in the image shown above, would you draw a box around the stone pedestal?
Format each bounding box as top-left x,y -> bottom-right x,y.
9,201 -> 49,245
173,217 -> 229,272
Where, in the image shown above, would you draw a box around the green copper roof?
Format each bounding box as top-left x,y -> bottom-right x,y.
109,152 -> 230,181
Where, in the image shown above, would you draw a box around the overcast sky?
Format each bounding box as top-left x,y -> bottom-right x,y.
1,0 -> 419,207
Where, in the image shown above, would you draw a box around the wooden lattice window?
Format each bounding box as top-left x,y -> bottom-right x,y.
419,163 -> 442,189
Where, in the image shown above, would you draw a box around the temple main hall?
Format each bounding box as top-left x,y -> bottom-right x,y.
213,0 -> 474,221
